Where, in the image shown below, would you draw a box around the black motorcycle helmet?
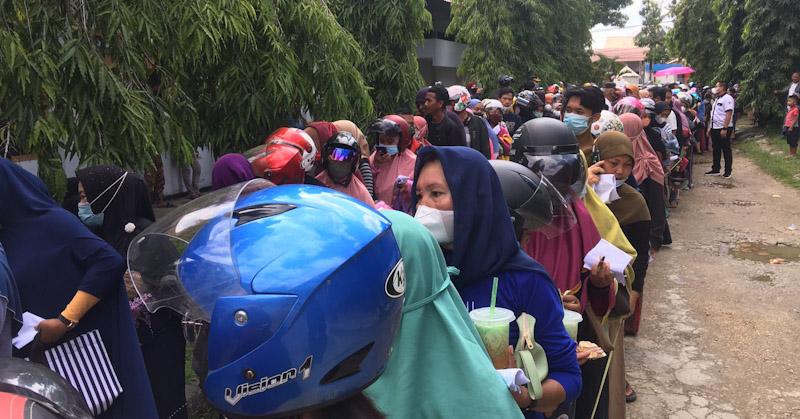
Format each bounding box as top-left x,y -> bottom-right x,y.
323,132 -> 360,185
489,160 -> 554,240
498,74 -> 514,87
511,118 -> 587,198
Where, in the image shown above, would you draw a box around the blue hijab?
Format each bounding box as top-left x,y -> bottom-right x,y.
412,146 -> 547,287
0,158 -> 157,418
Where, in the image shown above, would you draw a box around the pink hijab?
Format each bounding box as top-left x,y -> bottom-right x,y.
369,149 -> 416,205
315,170 -> 376,207
619,113 -> 665,186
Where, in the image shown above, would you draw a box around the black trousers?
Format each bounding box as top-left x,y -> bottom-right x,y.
710,128 -> 733,173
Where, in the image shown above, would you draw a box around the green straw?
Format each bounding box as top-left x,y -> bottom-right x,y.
489,276 -> 499,314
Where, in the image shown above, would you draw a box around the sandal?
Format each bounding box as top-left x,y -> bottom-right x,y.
625,382 -> 637,403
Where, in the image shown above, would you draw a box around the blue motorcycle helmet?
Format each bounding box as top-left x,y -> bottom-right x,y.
127,179 -> 404,418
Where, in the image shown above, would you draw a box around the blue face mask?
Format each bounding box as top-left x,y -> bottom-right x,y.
382,145 -> 399,156
78,202 -> 104,228
563,113 -> 589,136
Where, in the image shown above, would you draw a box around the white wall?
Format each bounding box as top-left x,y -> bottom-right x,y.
52,147 -> 216,196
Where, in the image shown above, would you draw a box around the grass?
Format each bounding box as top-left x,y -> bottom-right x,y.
735,131 -> 800,190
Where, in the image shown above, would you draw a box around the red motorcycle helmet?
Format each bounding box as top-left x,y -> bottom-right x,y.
251,143 -> 306,185
382,115 -> 413,150
264,127 -> 319,173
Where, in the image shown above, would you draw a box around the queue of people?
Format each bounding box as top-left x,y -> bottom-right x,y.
0,76 -> 729,419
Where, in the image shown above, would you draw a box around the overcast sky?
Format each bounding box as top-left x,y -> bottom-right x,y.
591,0 -> 673,49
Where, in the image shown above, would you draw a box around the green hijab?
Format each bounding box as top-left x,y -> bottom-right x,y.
366,210 -> 523,419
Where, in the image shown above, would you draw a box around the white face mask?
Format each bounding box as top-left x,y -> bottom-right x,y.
615,178 -> 626,188
656,116 -> 667,124
414,205 -> 455,244
712,87 -> 720,95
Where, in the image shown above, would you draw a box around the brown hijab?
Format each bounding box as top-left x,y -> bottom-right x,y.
595,131 -> 651,225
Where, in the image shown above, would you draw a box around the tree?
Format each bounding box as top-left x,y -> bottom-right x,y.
738,0 -> 800,121
589,55 -> 625,83
448,0 -> 594,88
0,0 -> 374,170
589,0 -> 633,27
667,0 -> 721,84
635,0 -> 669,81
447,0 -> 517,91
330,0 -> 431,115
713,0 -> 746,84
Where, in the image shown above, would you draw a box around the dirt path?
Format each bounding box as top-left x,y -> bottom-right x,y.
626,148 -> 800,419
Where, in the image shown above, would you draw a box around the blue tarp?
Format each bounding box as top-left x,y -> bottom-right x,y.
644,63 -> 683,73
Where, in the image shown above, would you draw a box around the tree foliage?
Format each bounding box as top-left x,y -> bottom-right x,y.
447,0 -> 516,91
330,0 -> 431,115
738,0 -> 800,120
589,0 -> 633,27
713,0 -> 746,84
667,0 -> 721,84
448,0 -> 594,88
0,0 -> 374,169
635,0 -> 668,76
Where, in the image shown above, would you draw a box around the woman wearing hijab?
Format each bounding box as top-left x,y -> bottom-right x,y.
619,113 -> 667,296
413,146 -> 581,418
75,165 -> 187,419
367,116 -> 417,207
333,120 -> 376,200
412,116 -> 428,152
212,154 -> 255,190
365,210 -> 523,418
592,131 -> 652,405
0,159 -> 158,418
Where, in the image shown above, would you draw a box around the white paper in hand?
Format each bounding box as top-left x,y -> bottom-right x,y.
497,368 -> 531,393
592,174 -> 620,204
13,312 -> 45,349
583,239 -> 633,285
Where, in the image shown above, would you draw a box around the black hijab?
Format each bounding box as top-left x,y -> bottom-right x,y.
76,165 -> 156,255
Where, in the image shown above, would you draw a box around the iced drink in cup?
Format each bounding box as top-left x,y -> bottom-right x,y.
469,307 -> 516,369
562,309 -> 583,341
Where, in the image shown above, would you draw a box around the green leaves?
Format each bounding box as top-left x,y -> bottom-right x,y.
635,0 -> 668,68
448,0 -> 593,89
667,0 -> 721,84
0,0 -> 376,168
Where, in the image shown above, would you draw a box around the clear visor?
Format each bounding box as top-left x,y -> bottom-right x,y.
521,154 -> 580,237
126,179 -> 273,321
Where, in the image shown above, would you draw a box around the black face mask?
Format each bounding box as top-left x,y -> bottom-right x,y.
327,160 -> 354,185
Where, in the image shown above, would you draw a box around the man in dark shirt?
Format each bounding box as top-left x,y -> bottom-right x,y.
497,87 -> 522,135
422,85 -> 467,147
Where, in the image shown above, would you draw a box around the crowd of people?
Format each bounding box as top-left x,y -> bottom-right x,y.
0,75 -> 742,419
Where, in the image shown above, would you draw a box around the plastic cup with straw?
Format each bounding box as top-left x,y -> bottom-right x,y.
470,277 -> 515,369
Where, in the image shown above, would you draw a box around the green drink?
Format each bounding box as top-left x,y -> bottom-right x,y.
562,309 -> 583,341
469,307 -> 515,369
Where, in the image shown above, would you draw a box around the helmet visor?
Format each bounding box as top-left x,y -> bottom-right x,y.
127,179 -> 274,321
522,175 -> 577,238
328,146 -> 358,162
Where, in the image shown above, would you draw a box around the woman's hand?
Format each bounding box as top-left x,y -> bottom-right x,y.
576,348 -> 592,366
589,261 -> 614,288
36,319 -> 69,345
562,294 -> 581,312
504,346 -> 533,408
587,161 -> 605,186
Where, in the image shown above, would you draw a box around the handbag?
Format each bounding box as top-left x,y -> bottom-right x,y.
513,313 -> 548,401
39,330 -> 123,416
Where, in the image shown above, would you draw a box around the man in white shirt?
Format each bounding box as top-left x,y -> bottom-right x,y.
706,81 -> 735,178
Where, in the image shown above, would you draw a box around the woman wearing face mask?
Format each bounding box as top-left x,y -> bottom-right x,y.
0,158 -> 158,419
589,131 -> 651,404
316,132 -> 376,207
413,146 -> 582,418
365,210 -> 524,418
76,165 -> 188,419
367,116 -> 417,207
